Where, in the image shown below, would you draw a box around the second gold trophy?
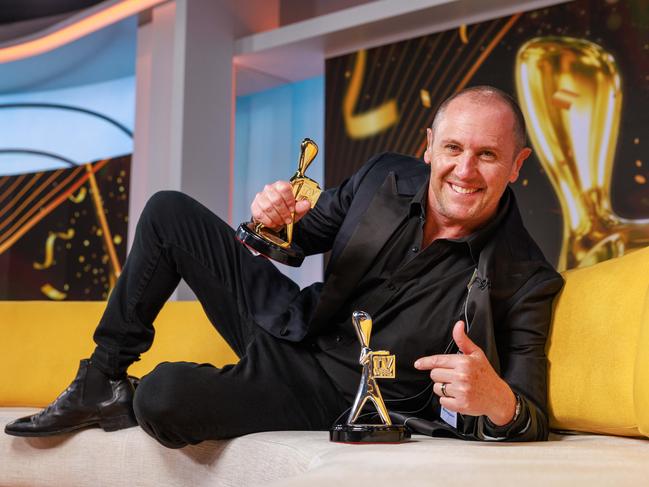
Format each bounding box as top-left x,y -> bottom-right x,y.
235,138 -> 321,267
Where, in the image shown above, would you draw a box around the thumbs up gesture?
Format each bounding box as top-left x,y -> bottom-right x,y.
414,321 -> 517,426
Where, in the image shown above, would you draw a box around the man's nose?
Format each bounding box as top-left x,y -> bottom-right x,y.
454,152 -> 478,178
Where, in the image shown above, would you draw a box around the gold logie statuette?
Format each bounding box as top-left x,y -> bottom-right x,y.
516,37 -> 649,270
235,138 -> 322,267
329,311 -> 409,443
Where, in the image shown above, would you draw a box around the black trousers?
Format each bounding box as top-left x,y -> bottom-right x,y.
89,191 -> 348,447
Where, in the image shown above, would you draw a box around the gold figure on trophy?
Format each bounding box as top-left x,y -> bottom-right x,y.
516,37 -> 649,270
235,138 -> 321,267
330,311 -> 410,443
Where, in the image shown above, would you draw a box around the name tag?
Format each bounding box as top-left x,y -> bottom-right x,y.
440,406 -> 457,428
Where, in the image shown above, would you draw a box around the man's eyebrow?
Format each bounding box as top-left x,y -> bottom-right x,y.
440,138 -> 462,146
478,146 -> 500,153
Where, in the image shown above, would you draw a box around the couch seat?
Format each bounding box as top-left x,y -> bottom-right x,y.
2,408 -> 648,487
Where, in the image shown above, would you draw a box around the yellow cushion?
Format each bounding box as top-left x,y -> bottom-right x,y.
636,287 -> 649,436
547,246 -> 649,437
0,301 -> 238,407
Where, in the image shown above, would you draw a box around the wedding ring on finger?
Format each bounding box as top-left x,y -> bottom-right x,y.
441,382 -> 449,398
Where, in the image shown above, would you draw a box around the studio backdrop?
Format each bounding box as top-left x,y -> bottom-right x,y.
325,0 -> 649,270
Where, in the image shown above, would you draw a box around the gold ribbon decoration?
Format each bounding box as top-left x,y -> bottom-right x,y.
343,49 -> 399,139
33,228 -> 75,270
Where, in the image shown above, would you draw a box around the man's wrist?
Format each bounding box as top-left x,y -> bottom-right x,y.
486,385 -> 518,426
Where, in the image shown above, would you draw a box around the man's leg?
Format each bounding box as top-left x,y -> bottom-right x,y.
90,190 -> 301,376
132,330 -> 348,448
5,191 -> 300,437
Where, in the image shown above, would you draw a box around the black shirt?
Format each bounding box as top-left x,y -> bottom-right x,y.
314,177 -> 510,407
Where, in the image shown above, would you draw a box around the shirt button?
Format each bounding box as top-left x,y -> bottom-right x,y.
411,246 -> 419,253
335,335 -> 342,343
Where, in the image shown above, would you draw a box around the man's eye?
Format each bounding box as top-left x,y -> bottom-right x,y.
446,144 -> 460,152
481,151 -> 496,159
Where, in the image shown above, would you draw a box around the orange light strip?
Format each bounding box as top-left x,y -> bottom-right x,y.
0,0 -> 168,64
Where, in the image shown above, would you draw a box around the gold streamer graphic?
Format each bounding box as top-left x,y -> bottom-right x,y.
41,283 -> 66,301
68,186 -> 87,203
33,228 -> 75,270
343,49 -> 399,139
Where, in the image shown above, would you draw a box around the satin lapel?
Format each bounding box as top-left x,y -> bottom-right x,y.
310,172 -> 412,330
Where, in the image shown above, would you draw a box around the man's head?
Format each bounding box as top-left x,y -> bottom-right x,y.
423,86 -> 532,236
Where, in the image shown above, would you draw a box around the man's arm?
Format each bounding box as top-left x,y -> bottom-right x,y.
487,272 -> 564,440
249,153 -> 388,257
415,272 -> 563,441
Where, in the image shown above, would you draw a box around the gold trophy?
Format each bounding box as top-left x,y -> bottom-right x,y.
330,311 -> 410,443
516,37 -> 649,270
236,138 -> 321,267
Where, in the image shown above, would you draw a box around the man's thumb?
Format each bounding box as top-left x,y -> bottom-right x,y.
294,199 -> 312,223
453,321 -> 479,354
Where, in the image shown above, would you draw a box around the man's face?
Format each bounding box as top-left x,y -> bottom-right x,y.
423,96 -> 531,234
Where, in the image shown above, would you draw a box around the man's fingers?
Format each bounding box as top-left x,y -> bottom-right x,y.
429,368 -> 455,384
414,354 -> 461,370
250,181 -> 296,228
433,381 -> 455,398
264,183 -> 295,224
438,397 -> 460,411
251,195 -> 285,228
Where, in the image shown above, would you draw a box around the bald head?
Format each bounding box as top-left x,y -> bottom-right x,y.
431,86 -> 527,154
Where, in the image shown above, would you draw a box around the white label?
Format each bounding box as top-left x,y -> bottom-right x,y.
440,406 -> 457,428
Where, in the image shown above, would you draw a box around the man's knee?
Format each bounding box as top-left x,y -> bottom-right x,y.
142,190 -> 194,222
133,362 -> 199,447
134,362 -> 187,423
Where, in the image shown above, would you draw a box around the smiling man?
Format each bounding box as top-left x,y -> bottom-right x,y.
6,85 -> 563,445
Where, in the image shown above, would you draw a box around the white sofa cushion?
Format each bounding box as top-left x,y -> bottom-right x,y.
2,408 -> 649,487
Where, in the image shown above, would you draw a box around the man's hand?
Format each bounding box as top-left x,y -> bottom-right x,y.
250,181 -> 312,230
414,321 -> 517,426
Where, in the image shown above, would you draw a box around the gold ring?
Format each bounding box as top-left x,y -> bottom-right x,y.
441,382 -> 449,397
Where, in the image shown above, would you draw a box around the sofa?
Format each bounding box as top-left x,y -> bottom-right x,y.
1,245 -> 649,486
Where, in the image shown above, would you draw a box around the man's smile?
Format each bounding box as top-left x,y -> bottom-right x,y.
448,182 -> 482,195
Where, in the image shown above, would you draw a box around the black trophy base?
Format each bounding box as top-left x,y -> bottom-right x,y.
235,222 -> 304,267
330,424 -> 410,444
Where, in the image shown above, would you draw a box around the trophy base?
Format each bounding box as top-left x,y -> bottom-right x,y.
329,424 -> 410,444
235,222 -> 304,267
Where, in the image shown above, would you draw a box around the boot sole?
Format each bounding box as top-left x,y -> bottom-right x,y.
4,415 -> 138,437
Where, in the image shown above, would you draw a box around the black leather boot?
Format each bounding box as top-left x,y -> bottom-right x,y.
4,359 -> 138,437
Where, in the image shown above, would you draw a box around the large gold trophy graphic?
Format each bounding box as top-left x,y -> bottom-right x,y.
236,138 -> 321,267
330,311 -> 410,443
516,37 -> 649,270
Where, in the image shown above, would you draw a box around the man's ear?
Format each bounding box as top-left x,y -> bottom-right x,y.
423,128 -> 433,164
509,147 -> 532,183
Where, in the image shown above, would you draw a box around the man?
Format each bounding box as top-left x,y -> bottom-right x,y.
5,86 -> 563,446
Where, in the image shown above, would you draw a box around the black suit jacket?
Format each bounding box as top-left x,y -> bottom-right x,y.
252,152 -> 564,441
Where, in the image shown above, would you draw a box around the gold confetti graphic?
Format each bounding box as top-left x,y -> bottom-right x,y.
420,89 -> 432,108
33,229 -> 75,270
68,186 -> 87,203
459,24 -> 469,44
41,283 -> 67,300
